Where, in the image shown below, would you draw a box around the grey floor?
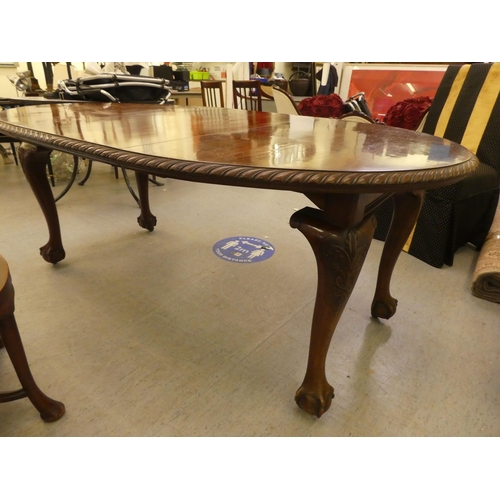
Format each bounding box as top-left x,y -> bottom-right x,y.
0,155 -> 499,437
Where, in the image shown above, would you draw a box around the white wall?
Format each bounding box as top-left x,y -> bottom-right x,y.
1,62 -> 340,98
1,63 -> 28,97
1,62 -> 306,98
0,62 -> 86,97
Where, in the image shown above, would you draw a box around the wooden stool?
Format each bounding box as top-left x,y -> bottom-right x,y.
0,253 -> 65,422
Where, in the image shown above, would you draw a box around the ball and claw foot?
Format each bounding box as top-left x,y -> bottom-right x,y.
137,214 -> 157,232
371,296 -> 398,319
295,384 -> 335,418
39,399 -> 66,423
39,244 -> 66,264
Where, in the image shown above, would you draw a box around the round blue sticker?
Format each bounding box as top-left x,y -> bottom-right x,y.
213,236 -> 275,263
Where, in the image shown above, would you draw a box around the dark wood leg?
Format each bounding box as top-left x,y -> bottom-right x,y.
135,171 -> 157,232
19,144 -> 65,264
149,175 -> 164,187
78,159 -> 93,186
0,274 -> 65,422
371,191 -> 424,319
121,168 -> 140,207
290,207 -> 376,417
10,142 -> 19,165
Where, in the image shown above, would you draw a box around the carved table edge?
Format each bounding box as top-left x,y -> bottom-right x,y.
0,121 -> 480,193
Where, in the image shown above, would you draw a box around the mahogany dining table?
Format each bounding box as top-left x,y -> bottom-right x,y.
0,102 -> 478,417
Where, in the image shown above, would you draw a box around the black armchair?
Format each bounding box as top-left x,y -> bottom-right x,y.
373,63 -> 500,268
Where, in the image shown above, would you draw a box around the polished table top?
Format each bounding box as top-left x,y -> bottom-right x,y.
0,102 -> 476,194
0,96 -> 83,107
170,90 -> 203,97
0,102 -> 479,418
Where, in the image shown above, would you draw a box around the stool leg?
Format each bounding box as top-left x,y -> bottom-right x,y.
0,275 -> 65,422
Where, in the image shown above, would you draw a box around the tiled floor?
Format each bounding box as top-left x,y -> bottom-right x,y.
0,157 -> 499,437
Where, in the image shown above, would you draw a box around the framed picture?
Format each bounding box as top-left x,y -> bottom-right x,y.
338,63 -> 448,121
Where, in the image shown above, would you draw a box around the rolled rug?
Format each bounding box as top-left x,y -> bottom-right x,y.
471,200 -> 500,303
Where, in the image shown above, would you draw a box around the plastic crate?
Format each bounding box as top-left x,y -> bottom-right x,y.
190,71 -> 210,81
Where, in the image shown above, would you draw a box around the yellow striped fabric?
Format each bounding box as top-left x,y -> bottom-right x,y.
406,63 -> 500,254
403,224 -> 416,253
434,65 -> 471,139
461,63 -> 500,154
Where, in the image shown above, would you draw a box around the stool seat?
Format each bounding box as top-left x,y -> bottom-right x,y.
0,253 -> 65,422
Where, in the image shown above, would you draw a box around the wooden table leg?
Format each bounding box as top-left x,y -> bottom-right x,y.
19,144 -> 65,264
290,207 -> 376,417
135,171 -> 157,231
371,191 -> 424,319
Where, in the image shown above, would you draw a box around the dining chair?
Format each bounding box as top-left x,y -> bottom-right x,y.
272,86 -> 301,115
260,85 -> 275,102
373,62 -> 500,268
232,80 -> 263,111
200,80 -> 224,107
0,252 -> 65,422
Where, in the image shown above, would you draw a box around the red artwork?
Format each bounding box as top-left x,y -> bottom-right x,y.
348,68 -> 445,120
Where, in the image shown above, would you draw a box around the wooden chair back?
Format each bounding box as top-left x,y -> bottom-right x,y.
201,80 -> 224,108
232,80 -> 262,111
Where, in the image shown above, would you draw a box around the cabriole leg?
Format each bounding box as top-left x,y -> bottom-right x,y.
290,207 -> 376,417
19,144 -> 65,264
371,191 -> 424,319
135,172 -> 157,232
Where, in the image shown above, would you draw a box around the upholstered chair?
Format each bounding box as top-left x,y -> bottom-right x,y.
272,86 -> 301,115
373,63 -> 500,267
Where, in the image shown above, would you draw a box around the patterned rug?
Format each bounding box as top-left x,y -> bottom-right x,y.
472,197 -> 500,303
